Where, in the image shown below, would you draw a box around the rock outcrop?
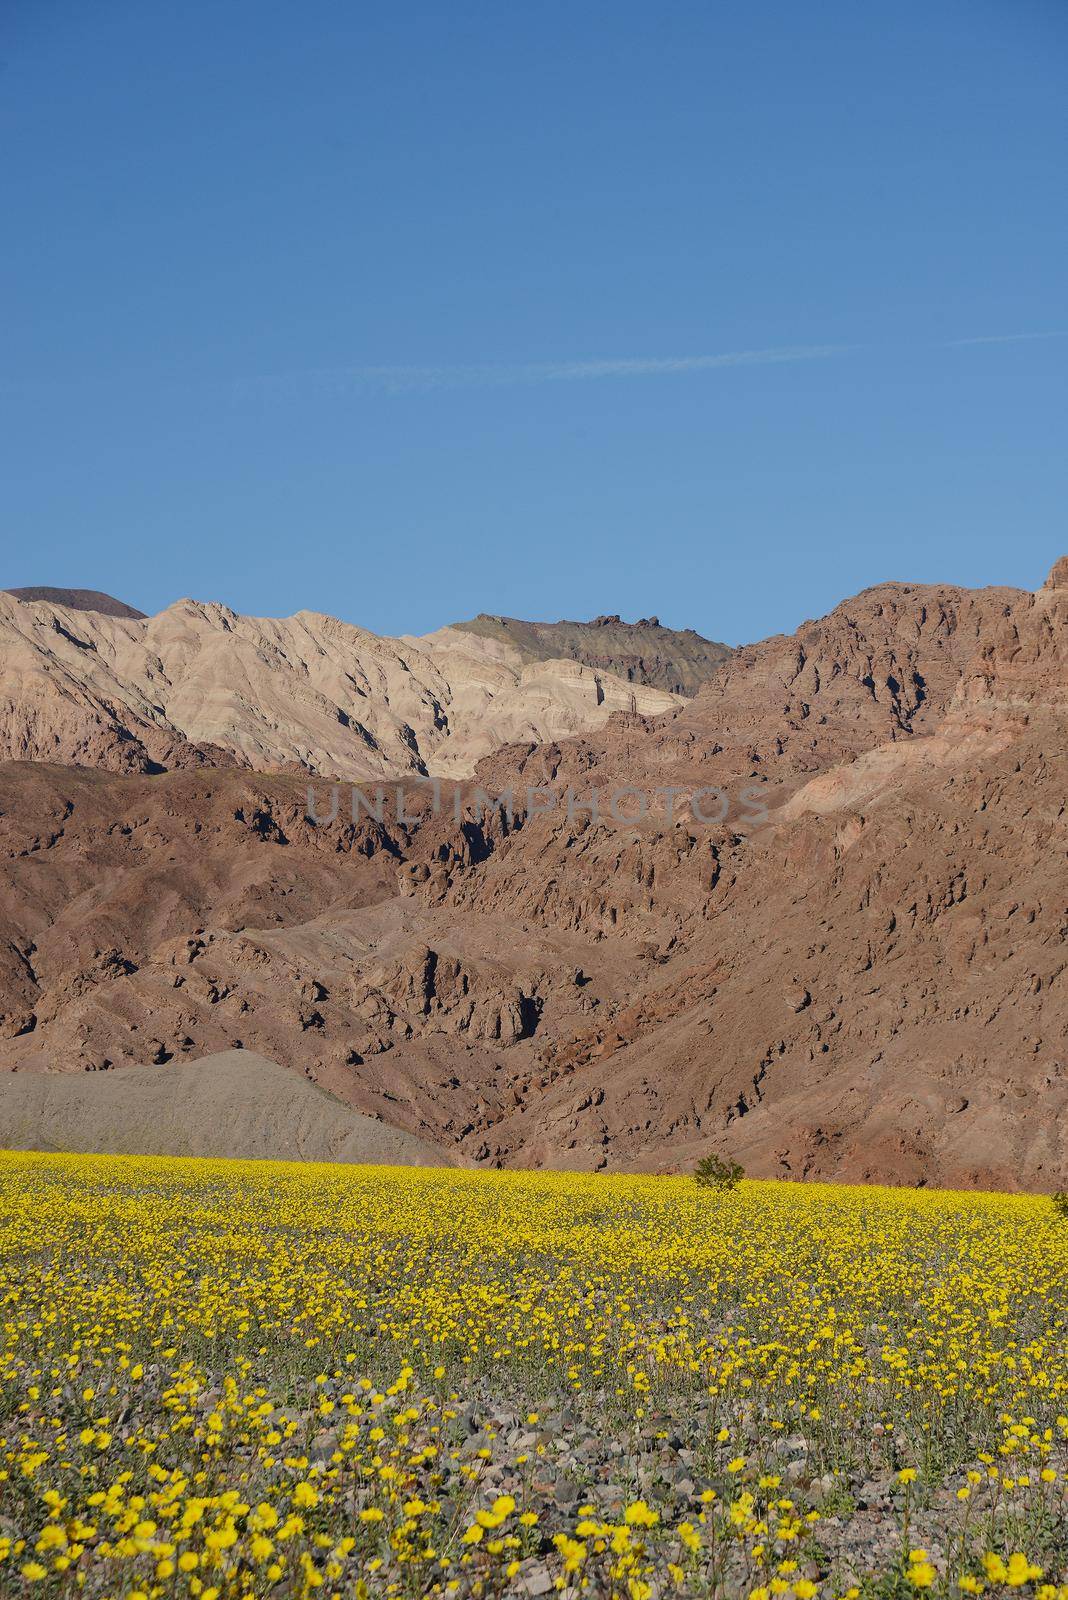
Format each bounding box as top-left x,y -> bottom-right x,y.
445,612 -> 731,695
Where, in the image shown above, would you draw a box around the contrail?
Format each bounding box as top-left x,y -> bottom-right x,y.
232,344 -> 849,402
231,329 -> 1066,403
5,332 -> 1062,404
944,330 -> 1067,348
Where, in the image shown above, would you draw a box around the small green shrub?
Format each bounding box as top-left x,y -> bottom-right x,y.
694,1154 -> 745,1191
1053,1191 -> 1068,1219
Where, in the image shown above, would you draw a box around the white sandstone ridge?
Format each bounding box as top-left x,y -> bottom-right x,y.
0,591 -> 684,781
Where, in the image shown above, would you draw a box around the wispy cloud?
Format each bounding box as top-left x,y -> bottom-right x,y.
232,343 -> 848,402
231,329 -> 1067,405
4,331 -> 1062,407
944,330 -> 1068,348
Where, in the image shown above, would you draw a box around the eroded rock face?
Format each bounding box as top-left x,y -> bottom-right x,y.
0,559 -> 1064,1189
949,560 -> 1068,724
470,575 -> 1029,809
0,593 -> 685,781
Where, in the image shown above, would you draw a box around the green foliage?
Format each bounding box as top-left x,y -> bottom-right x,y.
1053,1191 -> 1068,1219
694,1153 -> 745,1191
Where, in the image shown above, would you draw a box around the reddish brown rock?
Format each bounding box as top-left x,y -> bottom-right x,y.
0,560 -> 1064,1188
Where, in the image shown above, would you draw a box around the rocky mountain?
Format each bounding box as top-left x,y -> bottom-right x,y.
4,587 -> 146,619
471,575 -> 1028,806
0,562 -> 1064,1190
446,613 -> 731,695
0,591 -> 685,780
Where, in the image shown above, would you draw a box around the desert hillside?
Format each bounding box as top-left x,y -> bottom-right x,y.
3,586 -> 147,619
0,561 -> 1063,1187
445,612 -> 730,695
0,591 -> 696,780
0,1048 -> 449,1164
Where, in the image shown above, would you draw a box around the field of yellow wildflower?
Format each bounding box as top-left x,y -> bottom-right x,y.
1,1154 -> 1067,1599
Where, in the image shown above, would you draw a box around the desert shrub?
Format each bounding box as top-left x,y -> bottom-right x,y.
694,1153 -> 745,1191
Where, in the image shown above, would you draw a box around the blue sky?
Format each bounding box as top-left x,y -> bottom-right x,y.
2,0 -> 1065,645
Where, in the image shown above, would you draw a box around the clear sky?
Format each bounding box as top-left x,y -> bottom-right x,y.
2,0 -> 1066,645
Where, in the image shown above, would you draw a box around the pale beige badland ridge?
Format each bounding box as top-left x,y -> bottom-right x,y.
0,561 -> 1064,1188
0,590 -> 715,779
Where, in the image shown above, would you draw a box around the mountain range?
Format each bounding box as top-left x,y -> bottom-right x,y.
0,563 -> 1064,1189
0,588 -> 720,777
